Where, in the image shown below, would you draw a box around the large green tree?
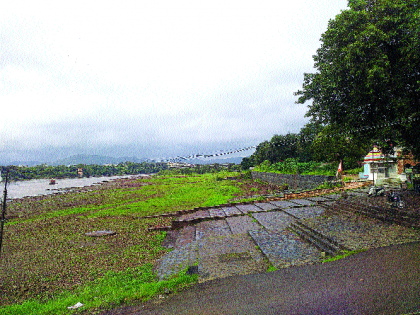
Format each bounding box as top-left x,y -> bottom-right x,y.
311,125 -> 370,169
295,0 -> 420,158
240,122 -> 323,169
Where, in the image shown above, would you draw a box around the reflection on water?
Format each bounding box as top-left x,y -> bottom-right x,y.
0,175 -> 142,199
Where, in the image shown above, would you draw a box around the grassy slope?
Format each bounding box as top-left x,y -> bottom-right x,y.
0,172 -> 248,314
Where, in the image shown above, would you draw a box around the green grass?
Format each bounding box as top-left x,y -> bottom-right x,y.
6,172 -> 243,224
253,160 -> 337,176
0,264 -> 197,315
322,249 -> 367,263
315,181 -> 343,190
1,171 -> 255,313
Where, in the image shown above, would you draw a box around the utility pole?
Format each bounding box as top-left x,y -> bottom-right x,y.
0,168 -> 9,260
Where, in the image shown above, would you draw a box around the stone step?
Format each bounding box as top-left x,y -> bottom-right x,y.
253,202 -> 278,211
222,206 -> 242,217
179,210 -> 210,221
283,206 -> 326,221
325,200 -> 418,228
235,204 -> 262,214
323,205 -> 354,216
248,228 -> 320,269
172,210 -> 211,228
289,221 -> 345,256
208,207 -> 226,219
268,200 -> 300,209
288,199 -> 315,206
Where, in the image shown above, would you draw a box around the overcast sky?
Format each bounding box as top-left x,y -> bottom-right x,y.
0,0 -> 349,164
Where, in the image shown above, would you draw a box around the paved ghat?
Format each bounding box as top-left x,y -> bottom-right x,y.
154,189 -> 420,282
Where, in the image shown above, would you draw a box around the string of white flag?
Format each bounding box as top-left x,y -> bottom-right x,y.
151,116 -> 419,163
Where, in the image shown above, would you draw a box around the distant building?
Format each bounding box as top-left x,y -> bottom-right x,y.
167,162 -> 195,169
359,146 -> 419,184
77,168 -> 83,177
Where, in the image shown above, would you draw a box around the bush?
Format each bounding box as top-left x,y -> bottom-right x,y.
343,167 -> 363,175
254,160 -> 337,176
316,181 -> 342,190
259,160 -> 272,172
240,170 -> 252,180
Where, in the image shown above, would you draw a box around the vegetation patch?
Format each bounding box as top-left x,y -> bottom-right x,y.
0,264 -> 197,315
0,172 -> 271,313
322,249 -> 367,263
253,159 -> 339,176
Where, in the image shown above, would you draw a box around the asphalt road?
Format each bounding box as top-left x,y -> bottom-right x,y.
102,241 -> 420,315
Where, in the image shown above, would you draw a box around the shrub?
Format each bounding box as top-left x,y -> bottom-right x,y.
316,181 -> 342,190
240,170 -> 252,180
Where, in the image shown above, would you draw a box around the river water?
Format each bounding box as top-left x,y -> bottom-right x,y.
0,175 -> 144,199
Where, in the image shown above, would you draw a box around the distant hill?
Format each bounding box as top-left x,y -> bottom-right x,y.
51,154 -> 146,166
2,154 -> 245,167
6,160 -> 43,167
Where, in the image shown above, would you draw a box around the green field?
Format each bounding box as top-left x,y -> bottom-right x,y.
0,172 -> 274,314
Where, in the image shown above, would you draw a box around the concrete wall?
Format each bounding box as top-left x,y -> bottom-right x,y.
251,171 -> 336,190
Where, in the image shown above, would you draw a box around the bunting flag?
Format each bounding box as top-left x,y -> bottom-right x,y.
150,116 -> 419,164
336,160 -> 343,177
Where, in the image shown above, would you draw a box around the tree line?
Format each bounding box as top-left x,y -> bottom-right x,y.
0,162 -> 168,181
244,0 -> 419,171
241,121 -> 370,171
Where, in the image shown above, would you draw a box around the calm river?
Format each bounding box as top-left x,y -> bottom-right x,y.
0,175 -> 145,199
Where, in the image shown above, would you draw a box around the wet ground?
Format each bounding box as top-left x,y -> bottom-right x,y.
105,241 -> 420,315
154,187 -> 420,283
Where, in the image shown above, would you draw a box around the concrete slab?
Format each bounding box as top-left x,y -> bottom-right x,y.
155,241 -> 199,280
179,210 -> 210,221
208,208 -> 226,218
251,211 -> 296,231
269,200 -> 299,209
283,206 -> 326,220
175,225 -> 196,248
288,199 -> 315,206
235,204 -> 262,214
196,219 -> 232,240
248,229 -> 320,269
198,234 -> 268,282
222,206 -> 242,217
226,215 -> 263,234
254,202 -> 278,211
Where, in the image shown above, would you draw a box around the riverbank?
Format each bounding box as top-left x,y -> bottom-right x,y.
0,172 -> 272,314
3,173 -> 417,314
0,174 -> 147,199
